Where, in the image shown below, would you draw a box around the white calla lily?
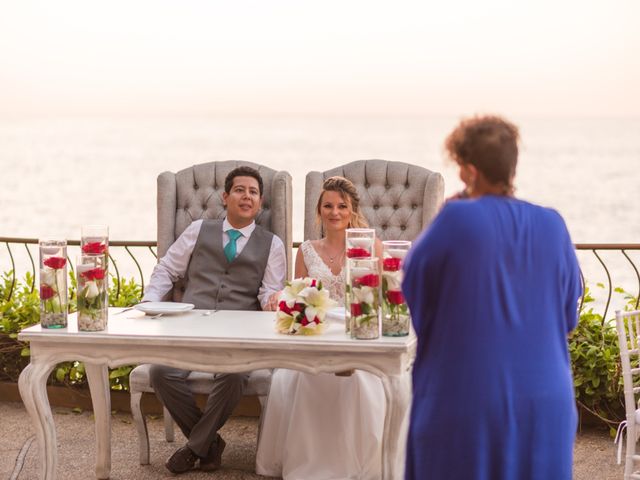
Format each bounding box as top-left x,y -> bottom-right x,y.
275,310 -> 296,334
275,277 -> 333,336
301,286 -> 336,312
280,278 -> 310,307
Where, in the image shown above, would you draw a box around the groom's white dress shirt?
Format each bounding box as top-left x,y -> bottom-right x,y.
142,218 -> 286,309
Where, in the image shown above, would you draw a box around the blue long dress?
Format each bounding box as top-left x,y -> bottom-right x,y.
402,196 -> 582,480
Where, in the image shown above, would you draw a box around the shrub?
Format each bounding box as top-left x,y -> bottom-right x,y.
569,286 -> 627,429
0,271 -> 140,390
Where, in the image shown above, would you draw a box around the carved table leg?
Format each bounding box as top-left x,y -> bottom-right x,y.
381,373 -> 411,480
86,363 -> 112,479
19,361 -> 58,480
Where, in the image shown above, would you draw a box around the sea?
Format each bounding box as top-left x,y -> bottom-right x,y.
0,115 -> 638,313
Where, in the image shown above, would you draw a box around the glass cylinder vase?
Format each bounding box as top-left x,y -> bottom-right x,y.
346,257 -> 380,340
345,228 -> 375,259
39,239 -> 68,328
81,224 -> 109,257
344,228 -> 376,334
381,240 -> 411,336
77,254 -> 108,331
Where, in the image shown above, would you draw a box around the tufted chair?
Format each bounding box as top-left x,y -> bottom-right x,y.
304,159 -> 444,241
158,160 -> 293,283
130,160 -> 292,465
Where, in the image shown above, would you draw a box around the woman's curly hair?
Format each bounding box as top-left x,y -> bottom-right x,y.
445,115 -> 519,194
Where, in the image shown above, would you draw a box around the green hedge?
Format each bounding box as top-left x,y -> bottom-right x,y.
0,271 -> 637,429
569,286 -> 638,430
0,271 -> 141,391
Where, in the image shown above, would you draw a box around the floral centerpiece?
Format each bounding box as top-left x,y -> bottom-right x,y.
39,240 -> 68,328
77,255 -> 108,331
347,257 -> 380,339
344,228 -> 375,333
276,278 -> 337,335
381,241 -> 411,336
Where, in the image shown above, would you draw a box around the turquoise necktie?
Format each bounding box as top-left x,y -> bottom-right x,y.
224,229 -> 242,262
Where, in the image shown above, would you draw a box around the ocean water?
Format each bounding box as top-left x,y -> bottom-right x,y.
0,115 -> 638,307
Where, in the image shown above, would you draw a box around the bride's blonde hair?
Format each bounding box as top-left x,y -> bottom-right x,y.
315,176 -> 368,229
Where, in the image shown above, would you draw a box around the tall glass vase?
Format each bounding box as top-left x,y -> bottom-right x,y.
344,228 -> 376,334
78,224 -> 109,331
347,257 -> 380,340
77,254 -> 108,331
81,224 -> 109,257
381,240 -> 411,336
39,239 -> 68,328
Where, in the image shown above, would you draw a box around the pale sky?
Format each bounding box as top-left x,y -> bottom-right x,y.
0,0 -> 638,117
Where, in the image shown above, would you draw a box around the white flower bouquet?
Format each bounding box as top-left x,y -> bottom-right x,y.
275,277 -> 337,335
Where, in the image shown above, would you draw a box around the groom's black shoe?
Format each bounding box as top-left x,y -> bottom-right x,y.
200,435 -> 226,472
165,445 -> 198,474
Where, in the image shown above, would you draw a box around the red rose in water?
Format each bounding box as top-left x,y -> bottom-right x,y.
351,303 -> 363,317
43,256 -> 67,269
40,285 -> 55,300
383,257 -> 401,272
346,247 -> 371,258
81,268 -> 106,281
82,242 -> 107,255
386,290 -> 405,305
353,273 -> 380,288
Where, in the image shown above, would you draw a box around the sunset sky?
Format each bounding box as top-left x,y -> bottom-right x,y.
0,0 -> 638,117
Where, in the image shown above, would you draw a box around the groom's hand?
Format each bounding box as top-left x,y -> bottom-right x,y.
264,291 -> 281,311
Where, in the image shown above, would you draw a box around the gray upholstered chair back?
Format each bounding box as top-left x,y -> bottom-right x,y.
157,160 -> 292,299
304,159 -> 444,241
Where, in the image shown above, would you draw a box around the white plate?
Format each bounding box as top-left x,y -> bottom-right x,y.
326,307 -> 346,322
134,302 -> 195,315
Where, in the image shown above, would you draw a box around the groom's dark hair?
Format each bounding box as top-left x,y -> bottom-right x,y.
224,166 -> 264,197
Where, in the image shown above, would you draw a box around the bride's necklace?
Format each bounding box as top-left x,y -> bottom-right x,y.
324,242 -> 345,265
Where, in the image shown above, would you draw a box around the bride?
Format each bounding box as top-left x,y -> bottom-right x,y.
256,176 -> 385,480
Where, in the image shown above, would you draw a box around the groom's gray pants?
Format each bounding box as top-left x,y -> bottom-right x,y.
149,365 -> 250,458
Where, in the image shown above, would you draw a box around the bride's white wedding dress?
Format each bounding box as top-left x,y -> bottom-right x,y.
255,241 -> 385,480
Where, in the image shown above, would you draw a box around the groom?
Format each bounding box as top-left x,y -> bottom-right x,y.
142,166 -> 286,474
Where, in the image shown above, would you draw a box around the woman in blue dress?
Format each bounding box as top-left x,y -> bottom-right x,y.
402,115 -> 582,480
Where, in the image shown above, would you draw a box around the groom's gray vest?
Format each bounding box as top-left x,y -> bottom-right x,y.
182,219 -> 273,310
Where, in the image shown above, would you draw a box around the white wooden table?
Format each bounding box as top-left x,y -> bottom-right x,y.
18,308 -> 416,479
